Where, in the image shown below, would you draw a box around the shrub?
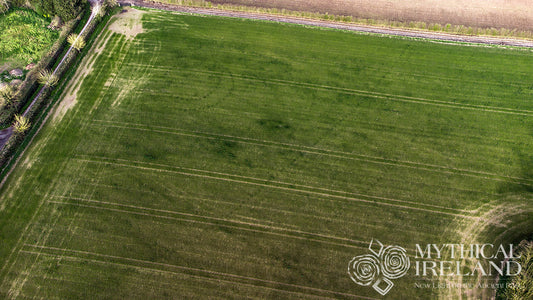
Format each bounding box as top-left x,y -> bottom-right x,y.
13,114 -> 30,133
67,33 -> 85,51
37,69 -> 58,86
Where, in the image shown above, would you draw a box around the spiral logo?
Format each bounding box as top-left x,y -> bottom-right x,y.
348,254 -> 380,286
348,239 -> 410,296
381,245 -> 410,279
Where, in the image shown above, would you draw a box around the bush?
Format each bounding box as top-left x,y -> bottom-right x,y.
30,0 -> 86,21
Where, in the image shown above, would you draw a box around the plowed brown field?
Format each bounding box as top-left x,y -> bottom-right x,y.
209,0 -> 533,30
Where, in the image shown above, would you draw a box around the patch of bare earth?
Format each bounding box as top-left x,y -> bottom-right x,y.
210,0 -> 533,31
108,7 -> 146,40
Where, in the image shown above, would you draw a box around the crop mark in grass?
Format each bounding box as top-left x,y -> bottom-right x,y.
170,68 -> 533,117
20,247 -> 376,300
92,120 -> 533,186
89,37 -> 134,115
73,156 -> 478,218
78,179 -> 444,238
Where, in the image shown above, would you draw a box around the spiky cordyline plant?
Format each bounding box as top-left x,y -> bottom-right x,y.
13,115 -> 30,133
67,34 -> 86,51
38,69 -> 58,87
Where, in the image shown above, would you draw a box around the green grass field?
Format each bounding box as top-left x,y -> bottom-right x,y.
0,7 -> 532,299
0,9 -> 58,70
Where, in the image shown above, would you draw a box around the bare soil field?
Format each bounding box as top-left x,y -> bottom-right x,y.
209,0 -> 533,31
119,0 -> 533,47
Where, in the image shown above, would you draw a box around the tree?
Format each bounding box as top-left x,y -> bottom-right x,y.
38,69 -> 58,87
52,0 -> 86,21
13,115 -> 30,133
67,33 -> 85,51
35,0 -> 87,21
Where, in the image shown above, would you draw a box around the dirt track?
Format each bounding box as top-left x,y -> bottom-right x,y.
118,0 -> 533,48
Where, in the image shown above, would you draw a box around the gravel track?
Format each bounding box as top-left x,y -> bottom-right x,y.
118,0 -> 533,48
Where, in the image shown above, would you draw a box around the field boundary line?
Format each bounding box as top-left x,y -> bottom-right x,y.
92,120 -> 533,186
74,156 -> 477,218
120,0 -> 533,49
0,11 -> 120,287
49,195 -> 370,248
20,247 -> 375,299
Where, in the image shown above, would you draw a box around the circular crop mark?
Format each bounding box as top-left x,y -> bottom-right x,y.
381,246 -> 410,279
348,254 -> 380,286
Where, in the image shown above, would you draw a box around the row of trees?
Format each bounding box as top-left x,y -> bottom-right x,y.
1,0 -> 86,21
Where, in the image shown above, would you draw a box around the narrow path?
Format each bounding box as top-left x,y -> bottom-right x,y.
118,0 -> 533,48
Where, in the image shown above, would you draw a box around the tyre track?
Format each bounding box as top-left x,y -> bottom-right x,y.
20,246 -> 377,299
91,119 -> 533,186
73,156 -> 479,217
49,195 -> 369,249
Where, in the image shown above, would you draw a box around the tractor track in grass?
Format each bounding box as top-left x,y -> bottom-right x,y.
76,181 -> 451,235
17,255 -> 338,300
20,245 -> 379,299
117,0 -> 533,48
73,155 -> 479,217
48,194 -> 370,249
91,119 -> 533,186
